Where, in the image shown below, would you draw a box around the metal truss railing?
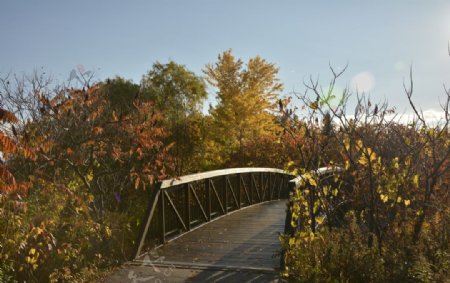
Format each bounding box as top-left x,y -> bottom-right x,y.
134,168 -> 295,259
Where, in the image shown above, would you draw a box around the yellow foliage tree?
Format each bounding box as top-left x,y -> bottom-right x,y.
204,50 -> 283,164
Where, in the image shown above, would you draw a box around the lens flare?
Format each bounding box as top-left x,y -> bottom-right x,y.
351,72 -> 375,93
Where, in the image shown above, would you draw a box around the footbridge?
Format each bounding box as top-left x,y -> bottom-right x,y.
107,167 -> 342,283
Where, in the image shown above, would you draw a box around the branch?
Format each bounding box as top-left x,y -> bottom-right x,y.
403,66 -> 426,125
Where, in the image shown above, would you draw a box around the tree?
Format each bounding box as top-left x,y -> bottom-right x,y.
204,50 -> 283,165
101,76 -> 140,116
141,61 -> 208,175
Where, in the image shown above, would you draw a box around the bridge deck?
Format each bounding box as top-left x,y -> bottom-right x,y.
107,200 -> 286,282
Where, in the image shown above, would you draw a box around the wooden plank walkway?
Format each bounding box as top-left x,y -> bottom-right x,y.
106,200 -> 287,282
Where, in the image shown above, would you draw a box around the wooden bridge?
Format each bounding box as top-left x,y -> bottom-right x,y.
106,167 -> 342,283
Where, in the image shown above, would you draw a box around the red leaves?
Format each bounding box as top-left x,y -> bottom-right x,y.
134,176 -> 140,189
20,147 -> 36,161
92,126 -> 103,135
0,131 -> 18,155
0,108 -> 36,193
0,108 -> 18,123
112,111 -> 119,122
38,140 -> 53,155
0,164 -> 16,185
1,81 -> 172,197
0,163 -> 32,194
0,182 -> 32,194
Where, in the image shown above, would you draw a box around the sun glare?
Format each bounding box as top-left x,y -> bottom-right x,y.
351,71 -> 375,93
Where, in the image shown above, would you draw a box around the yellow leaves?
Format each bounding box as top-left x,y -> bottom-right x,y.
427,128 -> 437,138
285,161 -> 300,176
380,194 -> 411,206
366,147 -> 377,161
25,256 -> 34,264
343,137 -> 351,151
345,160 -> 350,170
309,101 -> 319,110
358,155 -> 368,166
322,185 -> 329,196
405,137 -> 411,146
392,157 -> 400,170
315,216 -> 325,225
104,226 -> 112,238
26,247 -> 40,270
290,219 -> 297,228
281,270 -> 289,278
404,157 -> 411,167
332,188 -> 339,197
412,175 -> 419,188
34,227 -> 44,236
424,146 -> 432,157
358,147 -> 377,167
303,172 -> 317,186
289,237 -> 296,247
356,139 -> 363,149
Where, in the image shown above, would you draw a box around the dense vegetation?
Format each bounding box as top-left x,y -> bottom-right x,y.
1,51 -> 449,282
279,67 -> 449,282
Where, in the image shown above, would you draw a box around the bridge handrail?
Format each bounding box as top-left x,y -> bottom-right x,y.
161,167 -> 286,189
289,166 -> 343,190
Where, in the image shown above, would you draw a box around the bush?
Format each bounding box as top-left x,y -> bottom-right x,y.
280,66 -> 449,282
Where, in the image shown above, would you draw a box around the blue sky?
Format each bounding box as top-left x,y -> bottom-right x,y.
1,0 -> 450,116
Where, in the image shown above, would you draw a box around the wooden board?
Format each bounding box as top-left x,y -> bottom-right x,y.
137,200 -> 287,271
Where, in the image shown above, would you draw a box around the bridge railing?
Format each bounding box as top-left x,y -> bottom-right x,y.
135,168 -> 295,259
